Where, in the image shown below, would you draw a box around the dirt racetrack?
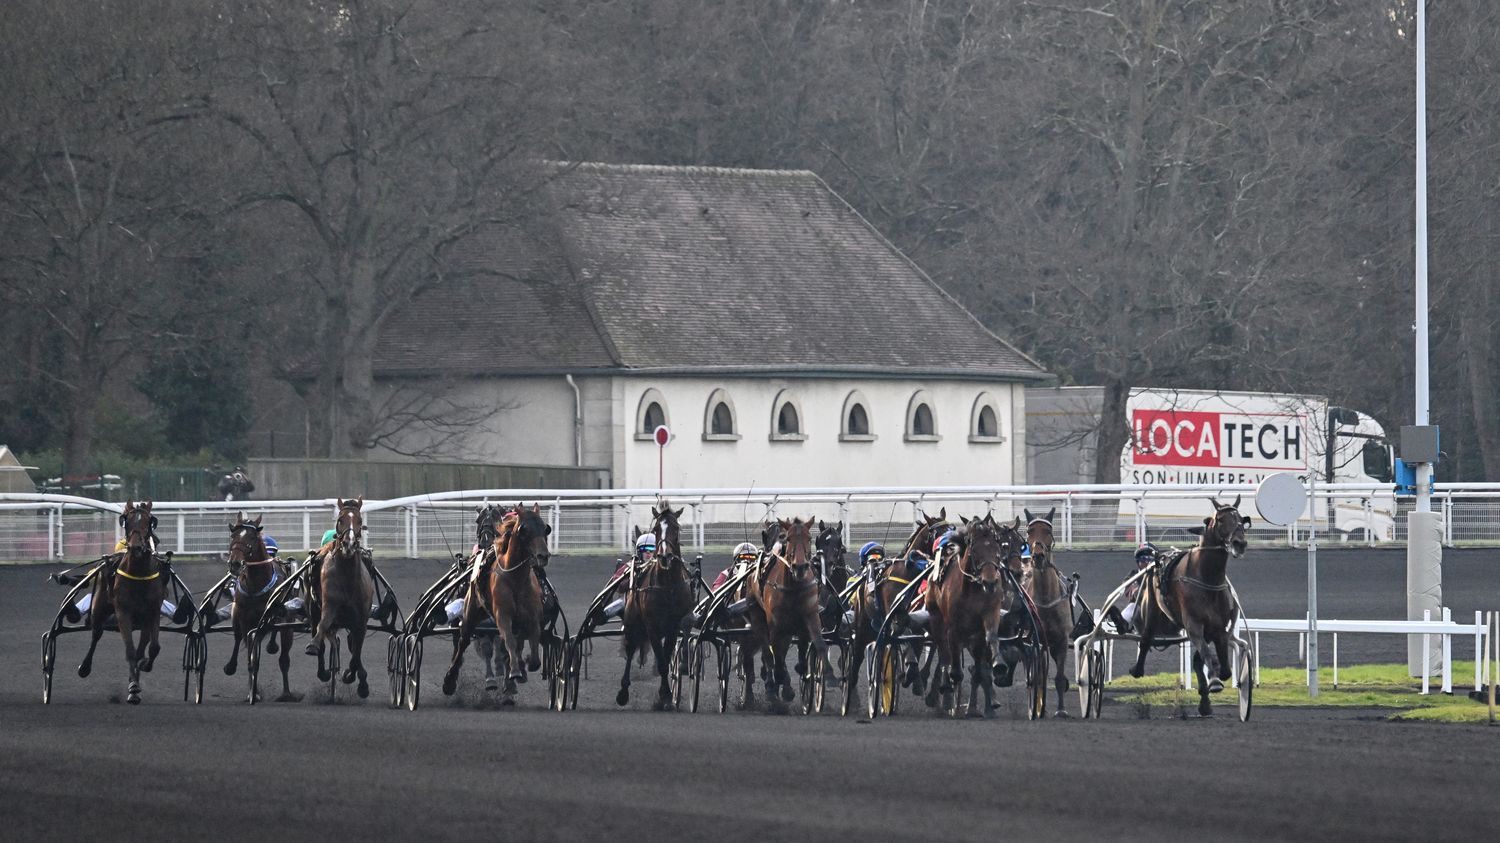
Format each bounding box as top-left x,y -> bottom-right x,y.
2,547 -> 1497,841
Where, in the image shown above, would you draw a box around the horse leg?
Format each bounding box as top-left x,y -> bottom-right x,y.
276,629 -> 300,701
117,613 -> 142,705
140,611 -> 161,672
1193,650 -> 1213,717
497,616 -> 525,684
77,587 -> 106,679
771,634 -> 795,707
475,636 -> 499,691
346,623 -> 370,698
1052,641 -> 1071,717
1213,629 -> 1232,682
649,629 -> 673,710
738,643 -> 757,710
524,614 -> 543,676
223,611 -> 244,676
1186,622 -> 1222,694
1129,621 -> 1153,679
441,599 -> 480,696
617,632 -> 636,706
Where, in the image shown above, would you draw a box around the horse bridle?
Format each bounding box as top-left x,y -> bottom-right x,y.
767,524 -> 817,591
115,507 -> 163,581
631,516 -> 686,591
953,525 -> 1007,588
336,504 -> 363,553
228,523 -> 275,573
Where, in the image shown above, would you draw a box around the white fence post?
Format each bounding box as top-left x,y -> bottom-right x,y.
1442,606 -> 1453,694
176,512 -> 186,555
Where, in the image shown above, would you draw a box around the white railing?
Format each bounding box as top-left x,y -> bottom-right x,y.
4,482 -> 1500,561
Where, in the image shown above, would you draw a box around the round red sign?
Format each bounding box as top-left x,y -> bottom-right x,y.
653,425 -> 670,447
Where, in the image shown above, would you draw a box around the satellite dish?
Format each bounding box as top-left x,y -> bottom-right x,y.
1255,472 -> 1308,526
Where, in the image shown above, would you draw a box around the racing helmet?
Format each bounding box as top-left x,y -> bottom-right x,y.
931,529 -> 955,556
321,528 -> 338,545
263,536 -> 279,556
1135,542 -> 1158,563
732,541 -> 758,562
635,533 -> 658,554
859,541 -> 885,564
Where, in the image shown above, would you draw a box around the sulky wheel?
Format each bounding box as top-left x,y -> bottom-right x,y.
1026,647 -> 1049,720
800,646 -> 824,715
405,636 -> 423,712
670,636 -> 689,712
717,642 -> 732,714
247,635 -> 261,706
325,635 -> 341,703
689,639 -> 704,714
546,636 -> 564,712
839,642 -> 856,717
1236,638 -> 1254,722
388,635 -> 404,709
41,633 -> 57,705
1083,644 -> 1105,719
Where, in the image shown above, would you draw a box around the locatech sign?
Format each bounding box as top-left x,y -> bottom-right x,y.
1131,410 -> 1306,470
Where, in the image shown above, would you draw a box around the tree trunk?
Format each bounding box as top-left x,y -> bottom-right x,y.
1094,379 -> 1131,485
1459,284 -> 1500,478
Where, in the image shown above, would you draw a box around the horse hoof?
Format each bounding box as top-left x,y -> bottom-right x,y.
357,683 -> 369,699
77,663 -> 91,679
504,679 -> 518,696
616,688 -> 630,706
965,707 -> 987,720
275,692 -> 303,703
1198,698 -> 1213,717
779,685 -> 795,703
127,693 -> 141,705
1128,664 -> 1146,679
341,669 -> 356,685
1054,709 -> 1072,719
902,663 -> 919,688
526,655 -> 541,673
267,639 -> 279,655
501,695 -> 516,707
441,676 -> 458,696
139,659 -> 154,673
317,668 -> 331,682
305,642 -> 320,656
223,662 -> 237,677
993,666 -> 1014,688
484,677 -> 499,692
513,671 -> 528,685
1207,678 -> 1224,694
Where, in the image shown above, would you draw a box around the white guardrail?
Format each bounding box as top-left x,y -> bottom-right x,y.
4,482 -> 1500,560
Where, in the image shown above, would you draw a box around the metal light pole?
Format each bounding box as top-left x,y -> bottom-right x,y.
1407,0 -> 1443,675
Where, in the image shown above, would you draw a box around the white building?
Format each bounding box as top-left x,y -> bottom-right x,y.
368,163 -> 1050,516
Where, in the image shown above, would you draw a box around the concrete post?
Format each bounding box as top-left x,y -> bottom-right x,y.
1407,510 -> 1443,676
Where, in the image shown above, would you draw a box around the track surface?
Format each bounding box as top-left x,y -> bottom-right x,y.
3,548 -> 1498,841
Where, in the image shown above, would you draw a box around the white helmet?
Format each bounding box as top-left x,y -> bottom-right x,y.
732,541 -> 758,561
635,533 -> 658,553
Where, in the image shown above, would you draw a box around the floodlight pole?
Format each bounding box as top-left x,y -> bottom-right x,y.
1307,472 -> 1318,698
1415,0 -> 1431,510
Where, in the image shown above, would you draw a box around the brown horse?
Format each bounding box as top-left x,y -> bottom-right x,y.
221,513 -> 299,702
1023,507 -> 1073,716
1129,497 -> 1251,716
839,525 -> 931,716
443,504 -> 550,704
744,516 -> 839,712
77,500 -> 165,705
312,497 -> 375,698
616,503 -> 694,710
923,514 -> 1013,717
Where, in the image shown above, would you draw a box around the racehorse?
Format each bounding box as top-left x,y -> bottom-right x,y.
838,516 -> 937,715
468,504 -> 509,691
77,500 -> 166,704
615,503 -> 694,710
1023,507 -> 1074,715
442,504 -> 550,704
745,516 -> 840,712
1129,497 -> 1251,716
796,520 -> 850,681
923,514 -> 1013,717
312,497 -> 375,698
221,513 -> 299,702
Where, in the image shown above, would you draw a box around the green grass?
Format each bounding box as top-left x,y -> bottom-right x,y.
1113,662 -> 1499,722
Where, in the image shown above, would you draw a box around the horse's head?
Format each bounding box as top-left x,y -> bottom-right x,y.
957,515 -> 1007,595
760,519 -> 785,554
1198,496 -> 1251,558
908,508 -> 949,557
816,520 -> 846,580
226,512 -> 267,575
776,516 -> 817,584
335,497 -> 364,553
474,503 -> 507,548
120,500 -> 156,558
650,502 -> 684,563
500,503 -> 552,568
1024,507 -> 1057,568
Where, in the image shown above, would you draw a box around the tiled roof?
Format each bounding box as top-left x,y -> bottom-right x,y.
373,162 -> 1048,381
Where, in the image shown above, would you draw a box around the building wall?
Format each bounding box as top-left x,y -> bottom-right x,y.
615,375 -> 1026,521
371,377 -> 586,470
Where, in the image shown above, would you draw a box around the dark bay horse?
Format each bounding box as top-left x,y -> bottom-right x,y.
923,514 -> 1012,716
1129,497 -> 1251,716
313,497 -> 375,698
222,513 -> 299,702
616,503 -> 694,710
443,504 -> 550,703
1023,507 -> 1073,715
77,500 -> 165,705
745,516 -> 839,712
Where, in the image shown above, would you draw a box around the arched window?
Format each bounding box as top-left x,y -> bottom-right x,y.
839,390 -> 875,442
770,389 -> 806,442
635,388 -> 671,440
905,390 -> 940,442
969,392 -> 1006,444
703,388 -> 739,441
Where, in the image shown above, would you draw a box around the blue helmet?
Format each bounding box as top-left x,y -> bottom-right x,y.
1135,542 -> 1158,562
859,541 -> 885,563
1019,541 -> 1033,560
263,536 -> 279,556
